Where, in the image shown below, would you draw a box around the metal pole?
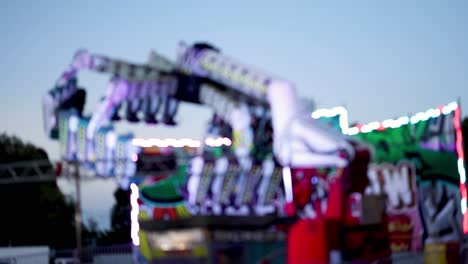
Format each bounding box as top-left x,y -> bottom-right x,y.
73,161 -> 83,264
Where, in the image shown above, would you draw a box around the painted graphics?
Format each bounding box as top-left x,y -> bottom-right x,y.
353,108 -> 464,252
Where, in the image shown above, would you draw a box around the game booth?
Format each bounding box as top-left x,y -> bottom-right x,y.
42,42 -> 467,263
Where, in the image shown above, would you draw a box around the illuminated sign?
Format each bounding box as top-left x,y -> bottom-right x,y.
178,46 -> 273,101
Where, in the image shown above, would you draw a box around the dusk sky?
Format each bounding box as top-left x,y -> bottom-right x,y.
1,0 -> 468,230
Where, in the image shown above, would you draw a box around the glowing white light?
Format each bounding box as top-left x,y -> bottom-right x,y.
382,118 -> 409,129
130,183 -> 140,246
312,106 -> 349,134
462,198 -> 467,215
157,139 -> 169,148
442,107 -> 452,115
205,138 -> 214,146
132,138 -> 152,148
222,137 -> 232,146
427,108 -> 441,118
335,107 -> 349,134
282,166 -> 293,202
132,138 -> 144,145
312,107 -> 344,119
132,137 -> 231,148
382,119 -> 395,128
105,132 -> 117,148
410,112 -> 426,124
311,111 -> 323,119
142,142 -> 153,148
167,138 -> 184,148
348,102 -> 456,134
165,138 -> 177,145
397,116 -> 409,126
443,102 -> 458,114
459,158 -> 466,184
131,153 -> 138,162
205,137 -> 231,147
160,243 -> 171,251
212,138 -> 223,147
179,138 -> 195,147
69,115 -> 79,132
148,138 -> 162,146
187,141 -> 201,148
368,121 -> 381,130
360,124 -> 373,133
176,243 -> 187,250
347,127 -> 360,135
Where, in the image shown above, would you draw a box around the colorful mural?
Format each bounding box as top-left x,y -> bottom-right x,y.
351,102 -> 467,253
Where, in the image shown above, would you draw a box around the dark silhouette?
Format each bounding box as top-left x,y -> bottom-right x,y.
0,132 -> 132,249
0,132 -> 77,249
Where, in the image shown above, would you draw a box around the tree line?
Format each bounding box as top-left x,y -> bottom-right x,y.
0,133 -> 130,249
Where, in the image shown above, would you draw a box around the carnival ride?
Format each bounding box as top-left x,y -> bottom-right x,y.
42,41 -> 467,264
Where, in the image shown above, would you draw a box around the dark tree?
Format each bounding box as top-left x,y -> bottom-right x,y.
0,133 -> 50,164
0,132 -> 81,249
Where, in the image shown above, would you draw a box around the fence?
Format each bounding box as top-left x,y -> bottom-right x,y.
4,243 -> 462,264
51,244 -> 133,264
0,247 -> 50,264
133,238 -> 468,264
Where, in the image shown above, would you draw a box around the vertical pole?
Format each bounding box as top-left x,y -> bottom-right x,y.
74,160 -> 82,263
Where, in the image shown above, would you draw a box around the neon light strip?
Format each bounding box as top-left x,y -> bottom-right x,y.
311,106 -> 349,134
130,183 -> 140,246
205,137 -> 232,147
282,166 -> 293,202
348,102 -> 458,135
131,137 -> 232,148
454,105 -> 468,233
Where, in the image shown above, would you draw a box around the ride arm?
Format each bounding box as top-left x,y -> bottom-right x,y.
56,49 -> 167,86
43,49 -> 180,138
177,42 -> 354,168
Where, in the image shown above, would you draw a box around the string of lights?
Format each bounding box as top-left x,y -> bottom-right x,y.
313,101 -> 467,233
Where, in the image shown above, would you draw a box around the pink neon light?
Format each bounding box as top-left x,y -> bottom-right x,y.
377,123 -> 385,131
355,124 -> 363,133
455,106 -> 465,162
454,105 -> 468,233
455,108 -> 465,161
460,182 -> 467,198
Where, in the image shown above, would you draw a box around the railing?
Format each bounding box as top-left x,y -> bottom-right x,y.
0,250 -> 50,264
0,155 -> 185,184
132,235 -> 468,264
0,159 -> 55,184
339,240 -> 468,264
51,244 -> 133,264
3,237 -> 464,264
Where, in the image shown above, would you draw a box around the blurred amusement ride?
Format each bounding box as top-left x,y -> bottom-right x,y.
37,41 -> 468,264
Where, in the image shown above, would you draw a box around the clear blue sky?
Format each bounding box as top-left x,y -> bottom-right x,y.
1,0 -> 468,231
1,0 -> 468,161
